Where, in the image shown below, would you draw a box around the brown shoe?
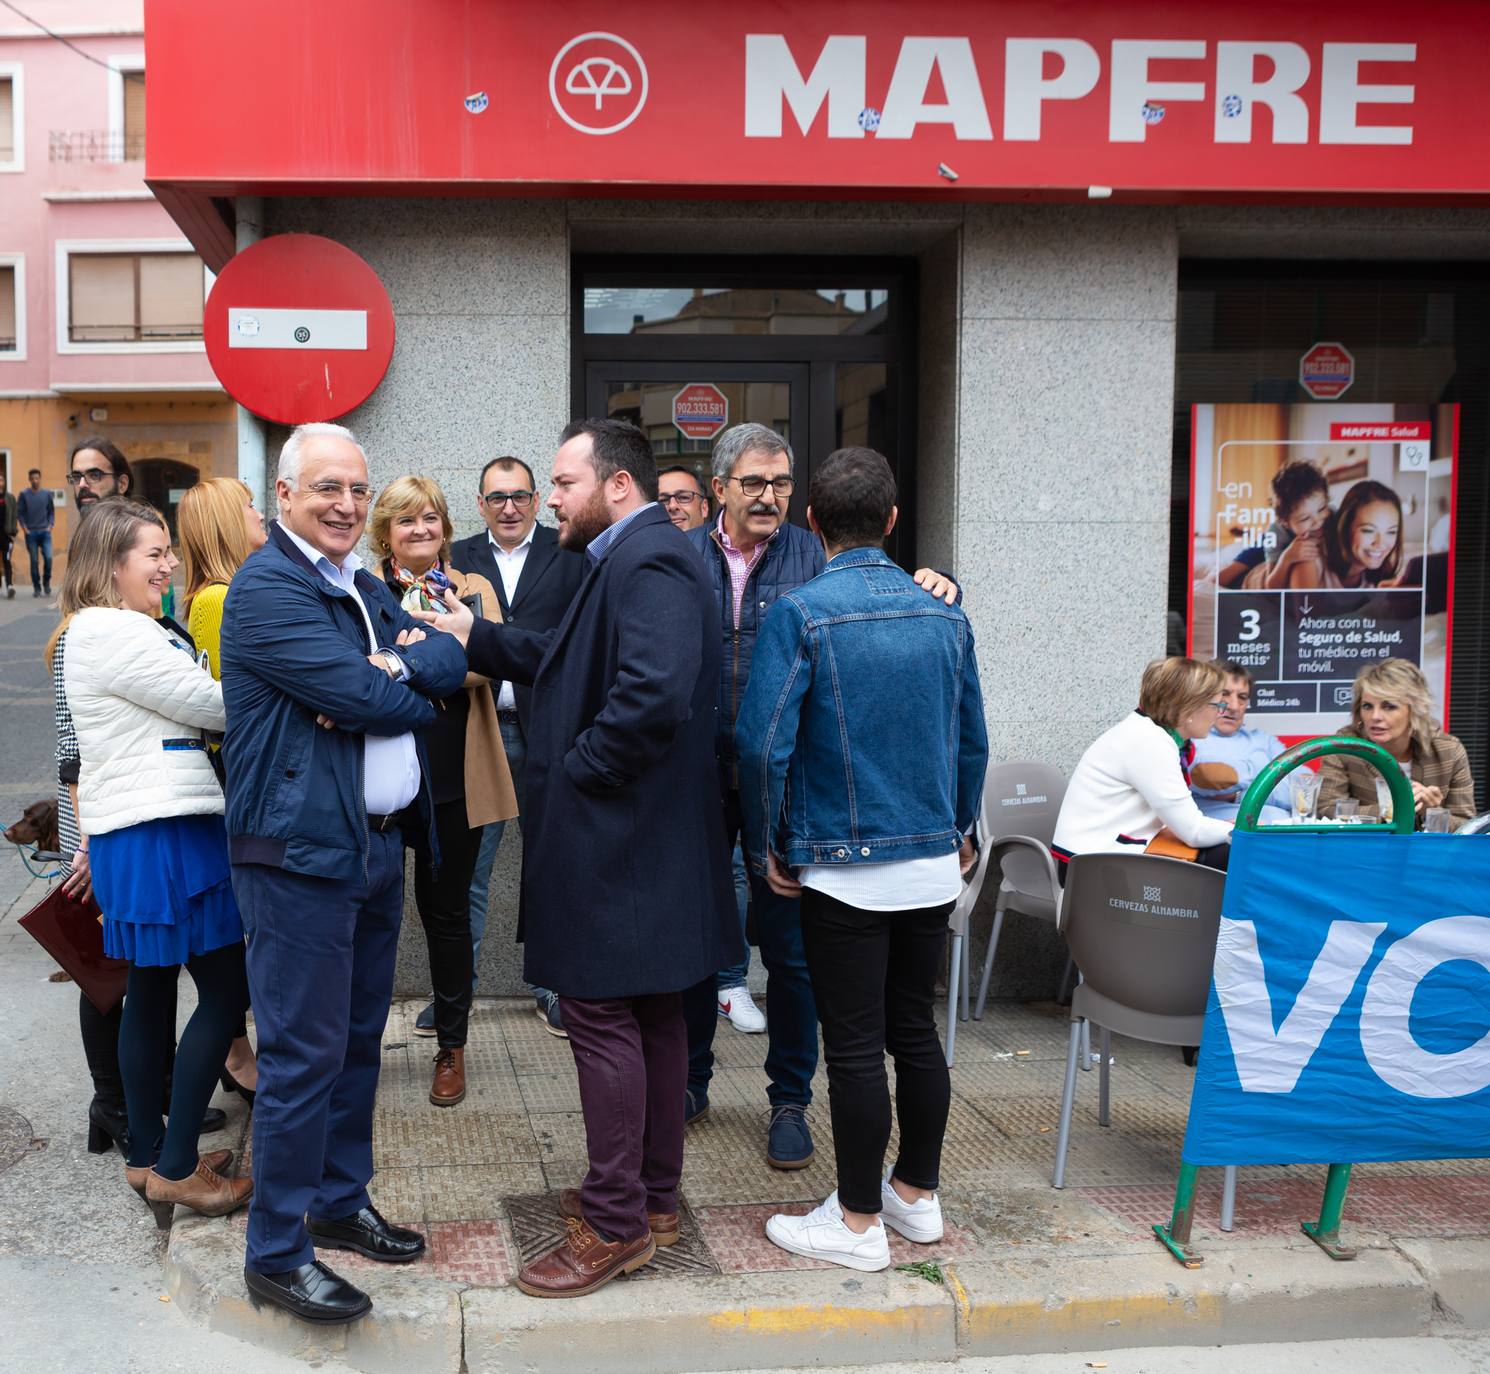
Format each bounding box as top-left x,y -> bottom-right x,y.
144,1159 -> 252,1228
125,1149 -> 234,1198
430,1047 -> 466,1107
557,1187 -> 679,1247
516,1216 -> 655,1298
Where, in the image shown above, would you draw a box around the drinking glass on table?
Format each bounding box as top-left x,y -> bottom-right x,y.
1334,798 -> 1359,820
1424,807 -> 1453,834
1291,770 -> 1322,821
1374,775 -> 1395,823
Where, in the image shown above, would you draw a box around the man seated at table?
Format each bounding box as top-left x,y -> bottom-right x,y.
1188,660 -> 1291,823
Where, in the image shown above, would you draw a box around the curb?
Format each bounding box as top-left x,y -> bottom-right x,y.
165,1215 -> 1480,1373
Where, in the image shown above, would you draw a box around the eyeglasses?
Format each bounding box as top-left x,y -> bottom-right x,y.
300,481 -> 375,504
1206,701 -> 1227,712
67,468 -> 112,487
727,475 -> 795,498
659,490 -> 703,507
483,490 -> 535,510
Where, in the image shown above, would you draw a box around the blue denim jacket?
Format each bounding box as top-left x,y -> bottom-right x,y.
736,546 -> 988,873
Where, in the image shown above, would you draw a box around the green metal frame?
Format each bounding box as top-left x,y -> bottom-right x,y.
1154,737 -> 1414,1267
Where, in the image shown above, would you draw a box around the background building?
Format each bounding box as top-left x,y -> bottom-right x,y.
0,0 -> 233,557
140,2 -> 1490,998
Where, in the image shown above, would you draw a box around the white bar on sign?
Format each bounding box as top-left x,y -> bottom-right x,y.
227,307 -> 368,350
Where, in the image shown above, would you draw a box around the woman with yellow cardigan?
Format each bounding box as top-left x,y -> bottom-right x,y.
177,476 -> 268,1104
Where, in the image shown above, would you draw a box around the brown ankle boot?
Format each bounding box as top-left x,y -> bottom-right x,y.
125,1149 -> 234,1198
144,1160 -> 252,1227
430,1047 -> 466,1107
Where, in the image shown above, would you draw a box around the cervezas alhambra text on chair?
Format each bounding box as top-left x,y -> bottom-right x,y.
1050,852 -> 1225,1192
944,761 -> 1065,1067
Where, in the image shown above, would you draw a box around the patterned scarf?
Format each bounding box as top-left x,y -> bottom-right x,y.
391,557 -> 452,614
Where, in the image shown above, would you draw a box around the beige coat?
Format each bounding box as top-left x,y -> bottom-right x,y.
447,567 -> 519,829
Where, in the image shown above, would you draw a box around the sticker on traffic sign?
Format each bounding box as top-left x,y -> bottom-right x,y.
672,383 -> 729,441
1299,342 -> 1354,400
204,234 -> 395,425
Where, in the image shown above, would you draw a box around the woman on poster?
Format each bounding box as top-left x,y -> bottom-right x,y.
1285,480 -> 1410,591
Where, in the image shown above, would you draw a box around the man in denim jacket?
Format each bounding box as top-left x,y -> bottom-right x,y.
736,446 -> 987,1272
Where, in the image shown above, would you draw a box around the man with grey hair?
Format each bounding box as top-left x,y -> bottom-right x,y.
222,422 -> 466,1324
682,422 -> 958,1169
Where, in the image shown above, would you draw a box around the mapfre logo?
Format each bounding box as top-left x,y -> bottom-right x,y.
549,32 -> 649,135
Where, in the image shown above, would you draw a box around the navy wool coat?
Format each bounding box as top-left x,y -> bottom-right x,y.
464,504 -> 741,999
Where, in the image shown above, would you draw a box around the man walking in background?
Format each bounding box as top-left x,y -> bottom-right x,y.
16,468 -> 53,597
422,417 -> 738,1298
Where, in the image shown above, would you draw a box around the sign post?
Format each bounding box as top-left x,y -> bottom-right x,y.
203,234 -> 396,425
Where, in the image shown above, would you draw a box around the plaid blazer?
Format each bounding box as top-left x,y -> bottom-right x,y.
1316,726 -> 1476,828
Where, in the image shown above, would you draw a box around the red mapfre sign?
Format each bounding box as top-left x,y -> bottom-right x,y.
203,235 -> 395,425
144,0 -> 1490,201
672,384 -> 730,440
1299,342 -> 1355,399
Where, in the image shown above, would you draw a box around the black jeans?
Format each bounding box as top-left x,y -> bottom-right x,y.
414,798 -> 484,1048
119,942 -> 249,1177
798,887 -> 954,1215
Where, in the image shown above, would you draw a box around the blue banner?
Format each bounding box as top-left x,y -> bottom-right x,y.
1183,829 -> 1490,1166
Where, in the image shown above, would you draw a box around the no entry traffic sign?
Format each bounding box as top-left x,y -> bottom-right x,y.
672,383 -> 729,441
204,234 -> 395,425
1299,342 -> 1354,400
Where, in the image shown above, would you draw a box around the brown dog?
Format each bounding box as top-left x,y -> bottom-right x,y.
5,798 -> 59,853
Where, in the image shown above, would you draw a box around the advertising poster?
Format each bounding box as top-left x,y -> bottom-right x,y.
1189,402 -> 1458,739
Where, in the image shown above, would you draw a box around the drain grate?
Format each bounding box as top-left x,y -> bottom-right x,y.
504,1191 -> 720,1280
0,1106 -> 41,1174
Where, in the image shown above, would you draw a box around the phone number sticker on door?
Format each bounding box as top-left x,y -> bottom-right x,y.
672,383 -> 730,441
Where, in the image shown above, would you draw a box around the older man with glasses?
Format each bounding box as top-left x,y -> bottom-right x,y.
448,456 -> 587,1036
680,422 -> 959,1171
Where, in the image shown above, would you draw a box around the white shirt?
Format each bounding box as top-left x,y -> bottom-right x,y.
800,852 -> 963,912
487,526 -> 534,711
279,524 -> 421,816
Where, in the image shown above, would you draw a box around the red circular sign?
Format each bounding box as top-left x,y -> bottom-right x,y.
203,234 -> 395,425
1299,342 -> 1355,400
672,383 -> 729,440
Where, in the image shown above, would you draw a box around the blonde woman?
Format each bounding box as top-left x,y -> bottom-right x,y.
1053,657 -> 1235,877
59,498 -> 251,1223
178,476 -> 268,1106
1317,658 -> 1475,828
368,477 -> 517,1106
179,477 -> 268,679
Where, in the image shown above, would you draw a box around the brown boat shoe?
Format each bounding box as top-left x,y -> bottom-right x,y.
557,1187 -> 679,1246
516,1216 -> 656,1298
125,1149 -> 234,1198
430,1047 -> 466,1107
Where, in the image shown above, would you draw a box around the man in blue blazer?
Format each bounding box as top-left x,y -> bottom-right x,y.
222,423 -> 466,1325
420,418 -> 739,1299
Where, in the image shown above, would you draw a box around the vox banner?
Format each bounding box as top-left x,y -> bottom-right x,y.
1182,830 -> 1490,1166
1188,402 -> 1458,739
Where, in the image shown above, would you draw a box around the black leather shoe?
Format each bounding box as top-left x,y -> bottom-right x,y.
244,1261 -> 371,1324
307,1205 -> 426,1263
198,1107 -> 228,1135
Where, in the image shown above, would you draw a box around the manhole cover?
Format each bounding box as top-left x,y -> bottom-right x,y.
505,1192 -> 719,1280
0,1106 -> 39,1173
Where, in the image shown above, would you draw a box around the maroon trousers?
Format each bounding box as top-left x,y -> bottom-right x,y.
558,991 -> 687,1243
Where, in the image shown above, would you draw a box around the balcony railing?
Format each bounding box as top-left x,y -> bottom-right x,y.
50,130 -> 145,163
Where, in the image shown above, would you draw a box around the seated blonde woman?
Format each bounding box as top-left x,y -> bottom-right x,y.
367,476 -> 518,1108
1053,657 -> 1235,880
1317,657 -> 1475,829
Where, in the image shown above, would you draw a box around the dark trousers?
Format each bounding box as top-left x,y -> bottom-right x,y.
559,991 -> 687,1244
1,533 -> 12,587
119,943 -> 249,1176
799,888 -> 954,1215
233,829 -> 404,1274
682,787 -> 817,1108
414,797 -> 484,1048
24,530 -> 51,592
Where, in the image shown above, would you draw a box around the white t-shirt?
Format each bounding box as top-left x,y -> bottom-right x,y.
800,852 -> 962,912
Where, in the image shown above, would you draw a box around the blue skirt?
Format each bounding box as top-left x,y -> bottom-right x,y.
94,814 -> 244,968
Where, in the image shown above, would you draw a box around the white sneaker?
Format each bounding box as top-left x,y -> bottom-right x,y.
765,1193 -> 891,1272
717,985 -> 766,1033
879,1173 -> 944,1243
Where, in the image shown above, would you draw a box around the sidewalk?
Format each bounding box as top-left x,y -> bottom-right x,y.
163,994 -> 1490,1372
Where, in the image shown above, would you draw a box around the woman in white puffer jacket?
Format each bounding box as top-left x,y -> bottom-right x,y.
61,498 -> 252,1226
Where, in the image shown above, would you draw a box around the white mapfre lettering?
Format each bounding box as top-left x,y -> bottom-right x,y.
744,34 -> 865,138
743,34 -> 1418,147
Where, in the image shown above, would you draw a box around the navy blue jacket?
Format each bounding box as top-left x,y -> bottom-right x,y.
737,546 -> 988,872
220,523 -> 467,882
465,506 -> 740,998
685,519 -> 823,781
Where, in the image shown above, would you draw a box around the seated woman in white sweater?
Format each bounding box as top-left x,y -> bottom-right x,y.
1052,657 -> 1235,879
